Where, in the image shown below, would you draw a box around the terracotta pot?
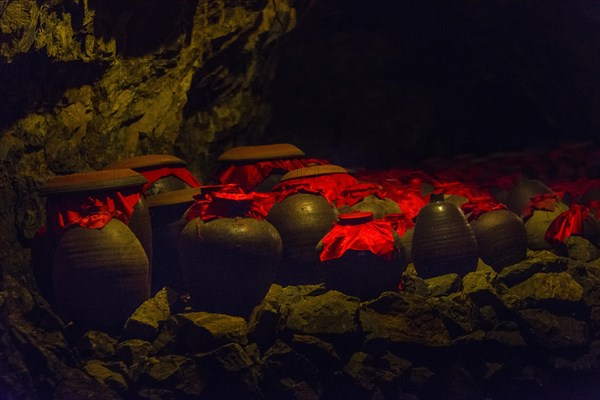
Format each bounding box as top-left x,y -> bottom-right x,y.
412,197 -> 478,278
53,219 -> 150,332
147,187 -> 200,294
506,178 -> 554,216
470,209 -> 527,271
319,212 -> 404,299
179,217 -> 282,317
267,193 -> 337,285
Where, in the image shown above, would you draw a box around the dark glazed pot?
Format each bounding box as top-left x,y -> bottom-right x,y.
267,193 -> 337,285
179,217 -> 282,318
320,212 -> 404,299
412,198 -> 478,278
470,210 -> 527,271
342,195 -> 402,219
506,178 -> 554,216
525,202 -> 569,250
53,219 -> 150,332
128,198 -> 153,273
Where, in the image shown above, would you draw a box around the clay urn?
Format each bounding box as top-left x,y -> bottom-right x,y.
412,194 -> 479,279
39,169 -> 151,332
337,183 -> 402,219
179,190 -> 281,317
215,143 -> 325,192
318,211 -> 405,299
146,187 -> 200,293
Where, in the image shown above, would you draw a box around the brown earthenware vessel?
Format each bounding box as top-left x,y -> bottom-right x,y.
525,201 -> 569,250
267,193 -> 338,285
179,217 -> 282,318
470,209 -> 527,271
412,196 -> 478,278
506,178 -> 555,216
342,194 -> 402,219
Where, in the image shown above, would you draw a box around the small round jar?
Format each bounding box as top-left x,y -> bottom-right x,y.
412,196 -> 479,279
319,212 -> 404,299
39,169 -> 151,332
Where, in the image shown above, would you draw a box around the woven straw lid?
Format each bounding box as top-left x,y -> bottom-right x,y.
103,154 -> 187,171
40,169 -> 147,195
217,143 -> 305,161
280,164 -> 349,181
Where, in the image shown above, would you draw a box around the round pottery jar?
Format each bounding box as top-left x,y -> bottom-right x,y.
319,211 -> 405,299
216,143 -> 309,192
412,195 -> 479,279
39,169 -> 151,332
179,192 -> 282,317
469,209 -> 527,271
338,183 -> 402,219
103,154 -> 200,197
506,178 -> 555,216
146,187 -> 200,293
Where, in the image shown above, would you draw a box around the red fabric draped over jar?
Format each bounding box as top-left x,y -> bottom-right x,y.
185,188 -> 276,222
272,173 -> 358,207
340,183 -> 388,207
432,181 -> 494,203
522,193 -> 560,221
139,166 -> 201,192
215,158 -> 329,192
383,213 -> 415,236
382,185 -> 427,220
461,199 -> 508,222
319,218 -> 396,262
45,188 -> 142,234
545,204 -> 590,245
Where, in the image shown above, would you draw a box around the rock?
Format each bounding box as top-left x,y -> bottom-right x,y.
82,360 -> 128,394
152,316 -> 185,356
407,366 -> 436,391
134,355 -> 205,396
175,312 -> 248,354
248,284 -> 283,351
506,272 -> 584,310
484,321 -> 526,348
497,258 -> 545,287
526,250 -> 570,272
591,306 -> 600,338
424,273 -> 461,297
461,269 -> 502,308
75,331 -> 117,360
116,339 -> 153,366
342,352 -> 385,392
284,290 -> 360,336
430,293 -> 480,338
517,309 -> 589,350
52,368 -> 122,400
290,334 -> 342,372
195,342 -> 254,372
360,292 -> 451,349
567,262 -> 600,307
123,287 -> 178,341
566,236 -> 600,262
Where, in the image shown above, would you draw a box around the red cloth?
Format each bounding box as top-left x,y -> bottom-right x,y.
185,189 -> 276,222
383,186 -> 427,220
319,219 -> 396,261
215,158 -> 329,192
45,188 -> 142,234
340,183 -> 387,207
545,204 -> 589,245
383,213 -> 415,236
461,200 -> 508,222
588,200 -> 600,217
139,166 -> 201,192
432,181 -> 493,203
521,193 -> 560,221
272,173 -> 359,207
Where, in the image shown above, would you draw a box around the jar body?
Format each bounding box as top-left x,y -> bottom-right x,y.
179,217 -> 282,317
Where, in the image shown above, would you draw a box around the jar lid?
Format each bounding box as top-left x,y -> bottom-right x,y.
146,187 -> 201,208
280,164 -> 348,181
40,169 -> 147,195
218,143 -> 305,161
338,211 -> 374,224
103,154 -> 188,171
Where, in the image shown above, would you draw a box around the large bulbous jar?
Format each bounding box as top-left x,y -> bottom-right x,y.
319,212 -> 405,299
412,196 -> 478,279
469,209 -> 527,271
179,192 -> 282,317
506,178 -> 554,216
39,169 -> 151,332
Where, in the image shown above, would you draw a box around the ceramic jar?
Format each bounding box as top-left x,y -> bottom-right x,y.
469,209 -> 527,271
319,211 -> 405,299
179,192 -> 282,317
39,169 -> 151,332
146,187 -> 200,293
412,195 -> 479,278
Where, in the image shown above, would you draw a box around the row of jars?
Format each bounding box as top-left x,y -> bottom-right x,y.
35,143 -> 600,332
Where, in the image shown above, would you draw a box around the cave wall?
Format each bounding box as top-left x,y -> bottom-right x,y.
0,0 -> 306,270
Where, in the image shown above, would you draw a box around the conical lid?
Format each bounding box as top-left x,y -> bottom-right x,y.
103,154 -> 187,171
217,143 -> 305,161
281,165 -> 348,181
40,169 -> 147,195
